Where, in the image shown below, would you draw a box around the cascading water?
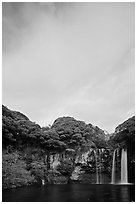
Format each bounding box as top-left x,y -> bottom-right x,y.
99,149 -> 102,184
94,150 -> 99,184
121,149 -> 128,184
42,179 -> 45,185
111,149 -> 117,184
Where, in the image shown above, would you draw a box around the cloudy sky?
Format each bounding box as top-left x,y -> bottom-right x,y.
2,2 -> 135,133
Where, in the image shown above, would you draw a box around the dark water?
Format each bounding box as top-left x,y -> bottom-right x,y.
3,184 -> 135,202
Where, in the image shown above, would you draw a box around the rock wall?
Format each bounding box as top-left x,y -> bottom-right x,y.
45,147 -> 112,184
2,105 -> 135,188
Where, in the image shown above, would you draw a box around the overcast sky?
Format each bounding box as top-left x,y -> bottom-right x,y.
2,2 -> 135,133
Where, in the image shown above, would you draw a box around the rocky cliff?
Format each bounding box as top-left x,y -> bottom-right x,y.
108,116 -> 135,182
2,105 -> 135,189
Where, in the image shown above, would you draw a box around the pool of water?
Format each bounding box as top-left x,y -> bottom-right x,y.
3,183 -> 135,202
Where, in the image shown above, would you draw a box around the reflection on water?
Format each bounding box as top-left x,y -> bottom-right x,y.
120,186 -> 129,201
3,184 -> 135,202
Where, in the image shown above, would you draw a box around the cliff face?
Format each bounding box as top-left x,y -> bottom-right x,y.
108,116 -> 135,182
2,105 -> 135,189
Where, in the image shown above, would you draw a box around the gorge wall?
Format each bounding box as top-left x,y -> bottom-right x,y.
2,105 -> 135,189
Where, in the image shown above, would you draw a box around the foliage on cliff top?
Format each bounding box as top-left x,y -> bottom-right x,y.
109,116 -> 135,150
52,116 -> 108,149
2,105 -> 66,152
2,105 -> 108,152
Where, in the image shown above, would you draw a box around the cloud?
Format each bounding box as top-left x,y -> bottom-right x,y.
2,2 -> 135,132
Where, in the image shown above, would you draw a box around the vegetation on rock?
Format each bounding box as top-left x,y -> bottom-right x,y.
108,116 -> 135,182
2,151 -> 36,189
2,105 -> 135,188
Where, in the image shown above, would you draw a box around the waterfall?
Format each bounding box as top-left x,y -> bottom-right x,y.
121,149 -> 128,184
99,149 -> 102,184
94,150 -> 99,184
111,149 -> 117,184
42,179 -> 45,185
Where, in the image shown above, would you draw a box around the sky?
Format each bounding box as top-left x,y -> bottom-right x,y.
2,2 -> 135,133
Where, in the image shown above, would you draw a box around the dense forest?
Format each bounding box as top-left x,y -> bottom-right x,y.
2,105 -> 135,189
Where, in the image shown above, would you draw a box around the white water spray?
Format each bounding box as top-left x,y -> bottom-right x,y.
121,149 -> 128,184
111,149 -> 117,184
94,150 -> 99,184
